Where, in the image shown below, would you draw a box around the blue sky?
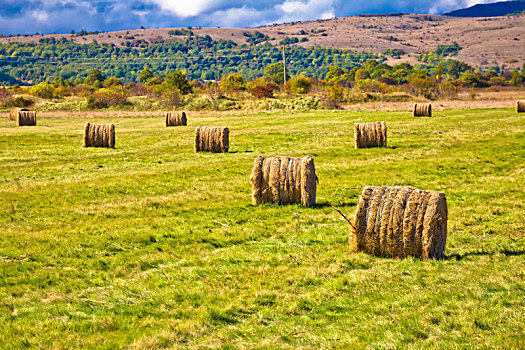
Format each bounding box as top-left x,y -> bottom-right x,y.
0,0 -> 508,35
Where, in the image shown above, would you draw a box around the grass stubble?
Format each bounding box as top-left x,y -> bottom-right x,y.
0,107 -> 524,348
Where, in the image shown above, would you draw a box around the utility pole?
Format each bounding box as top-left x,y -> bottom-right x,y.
282,44 -> 287,85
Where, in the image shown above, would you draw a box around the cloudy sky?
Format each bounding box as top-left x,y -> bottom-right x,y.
0,0 -> 509,35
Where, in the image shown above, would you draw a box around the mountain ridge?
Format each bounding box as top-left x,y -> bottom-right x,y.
444,1 -> 525,17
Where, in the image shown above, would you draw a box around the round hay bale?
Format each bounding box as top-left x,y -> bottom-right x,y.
194,126 -> 229,153
414,103 -> 432,117
350,186 -> 447,259
17,111 -> 37,126
354,122 -> 387,149
166,111 -> 187,126
517,100 -> 525,113
250,155 -> 317,207
83,123 -> 115,148
10,107 -> 29,121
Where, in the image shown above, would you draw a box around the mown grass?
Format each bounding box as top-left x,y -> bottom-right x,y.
1,108 -> 524,348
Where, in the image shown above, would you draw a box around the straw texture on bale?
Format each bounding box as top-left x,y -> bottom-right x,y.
17,111 -> 37,126
83,123 -> 115,148
517,100 -> 525,113
194,126 -> 229,153
414,103 -> 432,117
166,111 -> 187,126
350,186 -> 447,259
10,108 -> 29,121
354,122 -> 387,148
250,155 -> 317,207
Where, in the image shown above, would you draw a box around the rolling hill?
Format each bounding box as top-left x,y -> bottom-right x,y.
0,12 -> 523,80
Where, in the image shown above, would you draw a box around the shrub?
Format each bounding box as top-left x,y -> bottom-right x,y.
53,86 -> 71,98
251,85 -> 274,99
289,76 -> 312,94
11,96 -> 33,108
220,73 -> 246,92
87,87 -> 128,109
29,82 -> 55,99
0,88 -> 12,106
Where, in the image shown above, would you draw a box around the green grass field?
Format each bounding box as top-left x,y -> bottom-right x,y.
1,108 -> 524,348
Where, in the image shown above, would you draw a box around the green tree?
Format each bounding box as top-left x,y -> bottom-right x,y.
220,73 -> 246,92
459,72 -> 486,87
354,68 -> 370,81
103,77 -> 123,88
433,62 -> 446,79
84,69 -> 105,86
324,65 -> 351,85
264,62 -> 289,85
509,69 -> 524,86
139,67 -> 154,83
164,71 -> 192,95
29,82 -> 55,99
289,76 -> 312,94
448,60 -> 471,79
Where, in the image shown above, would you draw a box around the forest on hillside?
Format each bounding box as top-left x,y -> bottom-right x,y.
0,34 -> 380,85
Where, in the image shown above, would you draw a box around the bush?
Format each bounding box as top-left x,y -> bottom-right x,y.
251,85 -> 274,99
186,95 -> 215,110
29,82 -> 55,99
53,86 -> 71,98
86,95 -> 107,109
289,76 -> 312,94
87,87 -> 129,109
267,96 -> 320,110
220,74 -> 246,92
0,88 -> 12,106
11,96 -> 33,108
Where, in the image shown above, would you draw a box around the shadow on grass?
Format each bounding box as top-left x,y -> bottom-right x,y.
315,202 -> 357,209
228,150 -> 254,154
445,249 -> 525,260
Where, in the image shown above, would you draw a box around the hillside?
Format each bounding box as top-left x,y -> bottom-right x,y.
0,13 -> 524,84
444,1 -> 525,17
1,13 -> 524,70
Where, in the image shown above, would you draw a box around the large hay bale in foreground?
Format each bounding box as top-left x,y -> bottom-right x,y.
194,126 -> 229,153
83,123 -> 115,148
350,186 -> 447,259
414,103 -> 432,117
10,108 -> 29,121
166,111 -> 187,126
250,155 -> 317,207
17,111 -> 37,126
354,122 -> 387,148
517,100 -> 525,113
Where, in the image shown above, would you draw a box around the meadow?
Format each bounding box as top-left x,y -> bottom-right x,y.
1,107 -> 524,348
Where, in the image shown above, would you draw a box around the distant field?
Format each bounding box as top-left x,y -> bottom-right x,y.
1,108 -> 524,348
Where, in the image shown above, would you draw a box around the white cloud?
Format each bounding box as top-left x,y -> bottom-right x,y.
208,6 -> 269,27
148,0 -> 219,17
31,11 -> 49,22
275,0 -> 335,22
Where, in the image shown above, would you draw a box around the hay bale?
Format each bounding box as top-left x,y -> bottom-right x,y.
349,186 -> 447,259
83,123 -> 115,148
517,100 -> 525,113
250,155 -> 317,207
166,111 -> 187,126
10,108 -> 29,121
194,126 -> 229,153
17,111 -> 37,126
414,103 -> 432,117
354,122 -> 387,149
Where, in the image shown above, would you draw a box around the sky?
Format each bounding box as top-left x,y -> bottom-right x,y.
0,0 -> 511,35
